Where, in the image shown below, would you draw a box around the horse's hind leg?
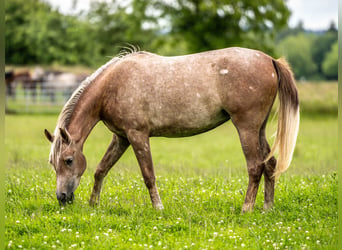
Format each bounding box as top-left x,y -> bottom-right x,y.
126,129 -> 164,210
89,134 -> 130,206
259,125 -> 277,210
233,118 -> 265,213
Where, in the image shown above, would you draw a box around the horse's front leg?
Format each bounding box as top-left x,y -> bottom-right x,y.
127,129 -> 164,210
89,134 -> 130,206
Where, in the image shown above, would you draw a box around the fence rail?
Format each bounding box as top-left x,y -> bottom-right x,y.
5,68 -> 87,114
6,85 -> 70,114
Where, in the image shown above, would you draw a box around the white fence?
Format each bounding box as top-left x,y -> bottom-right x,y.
6,84 -> 76,114
5,70 -> 86,114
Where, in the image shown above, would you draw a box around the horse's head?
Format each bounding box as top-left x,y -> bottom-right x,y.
44,128 -> 86,205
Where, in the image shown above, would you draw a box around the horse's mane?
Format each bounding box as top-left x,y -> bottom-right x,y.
55,46 -> 141,133
55,57 -> 119,132
49,46 -> 142,164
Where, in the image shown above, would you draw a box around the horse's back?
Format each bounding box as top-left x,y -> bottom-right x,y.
100,48 -> 278,137
116,47 -> 277,111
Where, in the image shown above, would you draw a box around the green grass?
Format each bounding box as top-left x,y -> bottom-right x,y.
297,82 -> 338,116
5,114 -> 337,249
5,82 -> 338,249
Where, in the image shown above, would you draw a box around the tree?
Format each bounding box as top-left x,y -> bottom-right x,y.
5,0 -> 94,65
5,0 -> 52,64
276,20 -> 305,42
278,34 -> 317,80
322,41 -> 337,80
311,27 -> 337,75
5,0 -> 292,66
151,0 -> 290,55
85,0 -> 159,66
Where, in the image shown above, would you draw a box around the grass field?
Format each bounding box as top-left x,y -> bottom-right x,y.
5,82 -> 338,249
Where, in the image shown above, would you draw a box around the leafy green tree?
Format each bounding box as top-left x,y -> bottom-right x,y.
322,41 -> 337,80
5,0 -> 94,65
151,0 -> 290,54
85,0 -> 159,66
276,20 -> 305,42
278,34 -> 317,80
5,0 -> 52,64
5,0 -> 292,66
311,27 -> 337,75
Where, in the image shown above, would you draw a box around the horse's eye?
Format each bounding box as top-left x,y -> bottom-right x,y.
65,157 -> 73,166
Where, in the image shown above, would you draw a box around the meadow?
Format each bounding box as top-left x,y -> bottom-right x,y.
5,82 -> 338,249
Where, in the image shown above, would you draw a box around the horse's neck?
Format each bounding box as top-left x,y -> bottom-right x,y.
63,56 -> 119,146
66,86 -> 101,146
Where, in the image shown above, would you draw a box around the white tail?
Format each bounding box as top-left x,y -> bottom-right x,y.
267,58 -> 300,179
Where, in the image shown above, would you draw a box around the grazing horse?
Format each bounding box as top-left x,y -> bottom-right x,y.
44,47 -> 299,212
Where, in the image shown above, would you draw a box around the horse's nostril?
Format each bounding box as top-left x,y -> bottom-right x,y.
56,192 -> 67,201
67,193 -> 75,204
56,192 -> 75,205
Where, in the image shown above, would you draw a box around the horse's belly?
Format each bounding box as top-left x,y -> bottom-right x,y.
149,109 -> 230,137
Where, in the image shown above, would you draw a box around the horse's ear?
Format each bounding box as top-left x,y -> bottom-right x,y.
59,128 -> 71,144
44,129 -> 54,143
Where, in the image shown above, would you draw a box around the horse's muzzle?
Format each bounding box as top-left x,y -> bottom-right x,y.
56,192 -> 74,205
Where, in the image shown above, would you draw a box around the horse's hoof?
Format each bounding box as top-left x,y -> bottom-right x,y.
241,203 -> 254,213
89,196 -> 99,207
263,202 -> 274,211
154,203 -> 164,210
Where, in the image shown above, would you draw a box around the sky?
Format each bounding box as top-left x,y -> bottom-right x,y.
46,0 -> 338,31
286,0 -> 338,30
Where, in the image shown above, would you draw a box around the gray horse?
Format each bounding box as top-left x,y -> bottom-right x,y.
45,47 -> 299,212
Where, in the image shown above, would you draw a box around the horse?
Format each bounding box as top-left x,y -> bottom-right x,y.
44,47 -> 299,213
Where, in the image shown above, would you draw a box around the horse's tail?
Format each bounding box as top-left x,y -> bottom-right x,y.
267,58 -> 300,179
